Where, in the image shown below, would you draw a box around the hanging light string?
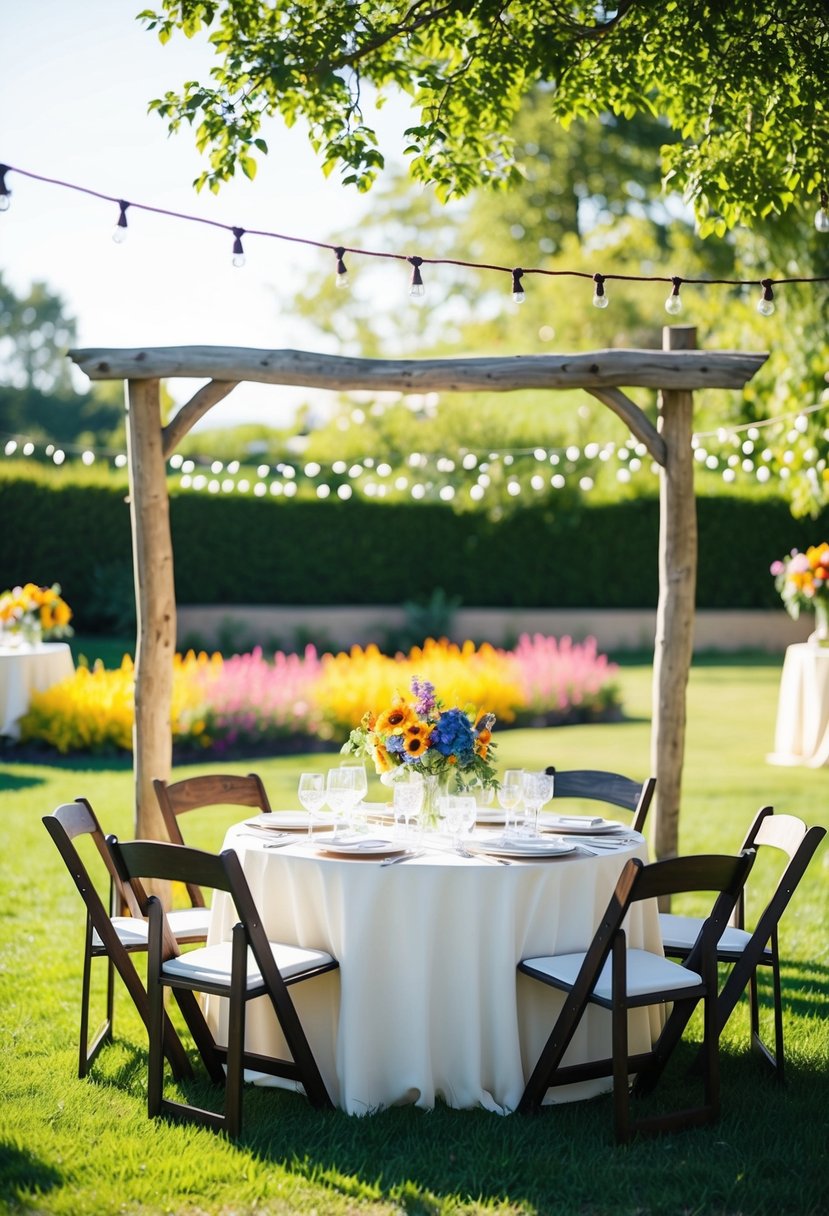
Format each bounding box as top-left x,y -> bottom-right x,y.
2,162 -> 828,309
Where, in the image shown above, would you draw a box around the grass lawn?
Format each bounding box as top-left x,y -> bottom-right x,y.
1,659 -> 827,1215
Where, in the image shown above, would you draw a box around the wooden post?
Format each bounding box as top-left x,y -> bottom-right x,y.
125,378 -> 177,841
650,326 -> 698,865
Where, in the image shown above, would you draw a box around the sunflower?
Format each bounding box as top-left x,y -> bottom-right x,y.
404,732 -> 429,758
375,701 -> 416,734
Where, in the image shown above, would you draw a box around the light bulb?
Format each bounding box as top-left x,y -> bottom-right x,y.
592,288 -> 609,309
232,252 -> 246,268
512,288 -> 526,303
757,279 -> 775,315
408,255 -> 425,299
112,225 -> 128,244
0,194 -> 10,213
665,292 -> 683,315
231,227 -> 246,268
410,280 -> 425,299
511,268 -> 525,303
112,200 -> 129,243
816,208 -> 829,234
335,268 -> 350,289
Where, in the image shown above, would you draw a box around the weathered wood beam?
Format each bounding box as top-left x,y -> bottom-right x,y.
125,378 -> 177,844
162,380 -> 240,458
650,326 -> 698,877
587,387 -> 667,466
69,345 -> 767,391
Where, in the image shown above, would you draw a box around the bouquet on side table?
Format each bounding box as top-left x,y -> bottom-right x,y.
771,543 -> 829,644
0,582 -> 74,647
341,676 -> 498,828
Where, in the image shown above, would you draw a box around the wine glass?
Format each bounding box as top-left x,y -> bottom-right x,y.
297,772 -> 326,838
340,762 -> 368,829
391,770 -> 424,837
520,771 -> 554,837
325,768 -> 355,835
497,769 -> 524,836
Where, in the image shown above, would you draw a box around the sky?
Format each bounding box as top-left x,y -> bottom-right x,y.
2,0 -> 412,428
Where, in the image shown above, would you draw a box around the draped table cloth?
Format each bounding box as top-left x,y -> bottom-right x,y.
0,642 -> 74,739
206,822 -> 661,1115
767,642 -> 829,767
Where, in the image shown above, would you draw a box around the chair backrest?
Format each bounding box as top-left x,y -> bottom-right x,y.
43,798 -> 143,921
735,807 -> 826,937
544,767 -> 656,834
153,773 -> 271,908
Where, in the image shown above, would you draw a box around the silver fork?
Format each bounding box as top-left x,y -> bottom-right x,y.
455,844 -> 511,865
381,850 -> 424,866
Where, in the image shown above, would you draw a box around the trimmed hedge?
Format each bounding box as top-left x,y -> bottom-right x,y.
1,472 -> 823,628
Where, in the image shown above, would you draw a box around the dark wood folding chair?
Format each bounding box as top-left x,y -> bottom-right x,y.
153,772 -> 272,912
42,800 -> 192,1081
544,767 -> 656,834
106,836 -> 338,1138
517,849 -> 755,1143
659,806 -> 826,1081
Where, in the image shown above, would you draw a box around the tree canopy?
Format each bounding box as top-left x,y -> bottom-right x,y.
140,1 -> 827,233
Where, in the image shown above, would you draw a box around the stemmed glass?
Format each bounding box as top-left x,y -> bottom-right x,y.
520,771 -> 554,837
325,768 -> 356,835
339,762 -> 368,830
297,772 -> 326,838
498,769 -> 524,835
440,794 -> 477,847
391,770 -> 424,837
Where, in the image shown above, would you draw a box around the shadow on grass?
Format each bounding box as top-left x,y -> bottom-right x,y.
0,768 -> 46,792
0,1141 -> 63,1204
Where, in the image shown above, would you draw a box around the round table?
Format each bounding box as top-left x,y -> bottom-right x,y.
767,642 -> 829,767
0,642 -> 75,739
205,822 -> 661,1115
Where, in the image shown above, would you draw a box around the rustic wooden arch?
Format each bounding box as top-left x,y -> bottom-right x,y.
70,327 -> 766,861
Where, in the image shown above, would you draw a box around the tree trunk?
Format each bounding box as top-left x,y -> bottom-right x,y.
125,378 -> 176,842
651,326 -> 698,867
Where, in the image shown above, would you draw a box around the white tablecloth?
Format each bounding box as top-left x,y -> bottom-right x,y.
767,642 -> 829,767
206,823 -> 661,1115
0,642 -> 75,739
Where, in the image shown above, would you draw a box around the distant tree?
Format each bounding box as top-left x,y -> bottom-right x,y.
141,1 -> 827,230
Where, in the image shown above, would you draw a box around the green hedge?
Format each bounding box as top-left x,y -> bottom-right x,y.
1,472 -> 823,628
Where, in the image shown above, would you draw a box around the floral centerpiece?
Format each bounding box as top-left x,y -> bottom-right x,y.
771,544 -> 829,644
0,582 -> 73,647
341,676 -> 498,827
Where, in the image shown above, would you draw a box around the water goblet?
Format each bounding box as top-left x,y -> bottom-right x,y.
391,770 -> 424,838
297,772 -> 326,838
497,769 -> 524,835
520,771 -> 553,837
340,761 -> 368,830
325,768 -> 356,836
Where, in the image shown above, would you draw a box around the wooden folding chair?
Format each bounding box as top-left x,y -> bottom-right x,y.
106,836 -> 338,1138
42,800 -> 192,1081
153,773 -> 272,911
517,849 -> 755,1143
544,767 -> 656,834
659,806 -> 826,1080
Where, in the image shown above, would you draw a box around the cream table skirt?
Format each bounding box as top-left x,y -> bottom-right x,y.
0,642 -> 75,739
205,824 -> 662,1115
767,642 -> 829,767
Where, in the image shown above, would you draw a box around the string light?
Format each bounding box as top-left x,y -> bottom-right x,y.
112,199 -> 129,244
0,164 -> 10,212
757,278 -> 775,316
408,255 -> 425,298
592,273 -> 609,308
231,226 -> 246,268
334,245 -> 349,288
511,267 -> 526,303
664,276 -> 683,315
3,162 -> 829,312
816,190 -> 829,234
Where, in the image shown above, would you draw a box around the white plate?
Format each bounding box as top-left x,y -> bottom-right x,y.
475,809 -> 508,824
244,812 -> 336,832
538,814 -> 625,835
313,834 -> 404,859
467,836 -> 576,859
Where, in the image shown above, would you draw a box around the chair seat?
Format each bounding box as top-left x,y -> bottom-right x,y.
523,948 -> 702,1001
162,940 -> 335,989
93,908 -> 211,950
658,913 -> 756,957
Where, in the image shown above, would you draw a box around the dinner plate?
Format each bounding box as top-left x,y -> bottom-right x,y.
313,834 -> 404,859
466,836 -> 576,859
244,812 -> 337,832
538,814 -> 624,835
475,808 -> 508,825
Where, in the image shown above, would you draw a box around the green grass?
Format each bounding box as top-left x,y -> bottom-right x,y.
1,661 -> 827,1215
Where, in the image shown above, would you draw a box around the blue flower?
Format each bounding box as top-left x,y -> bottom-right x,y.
430,708 -> 475,762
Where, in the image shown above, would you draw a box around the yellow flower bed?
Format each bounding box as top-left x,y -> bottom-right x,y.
314,637 -> 523,735
20,651 -> 223,754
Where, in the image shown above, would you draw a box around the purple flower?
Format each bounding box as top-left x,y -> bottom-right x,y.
411,677 -> 437,717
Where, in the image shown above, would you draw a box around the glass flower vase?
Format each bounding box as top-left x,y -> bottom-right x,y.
418,772 -> 451,833
809,599 -> 829,647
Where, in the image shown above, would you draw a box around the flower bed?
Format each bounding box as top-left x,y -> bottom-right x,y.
17,634 -> 621,756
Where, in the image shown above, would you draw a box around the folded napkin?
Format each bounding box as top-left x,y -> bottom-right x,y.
553,815 -> 605,826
